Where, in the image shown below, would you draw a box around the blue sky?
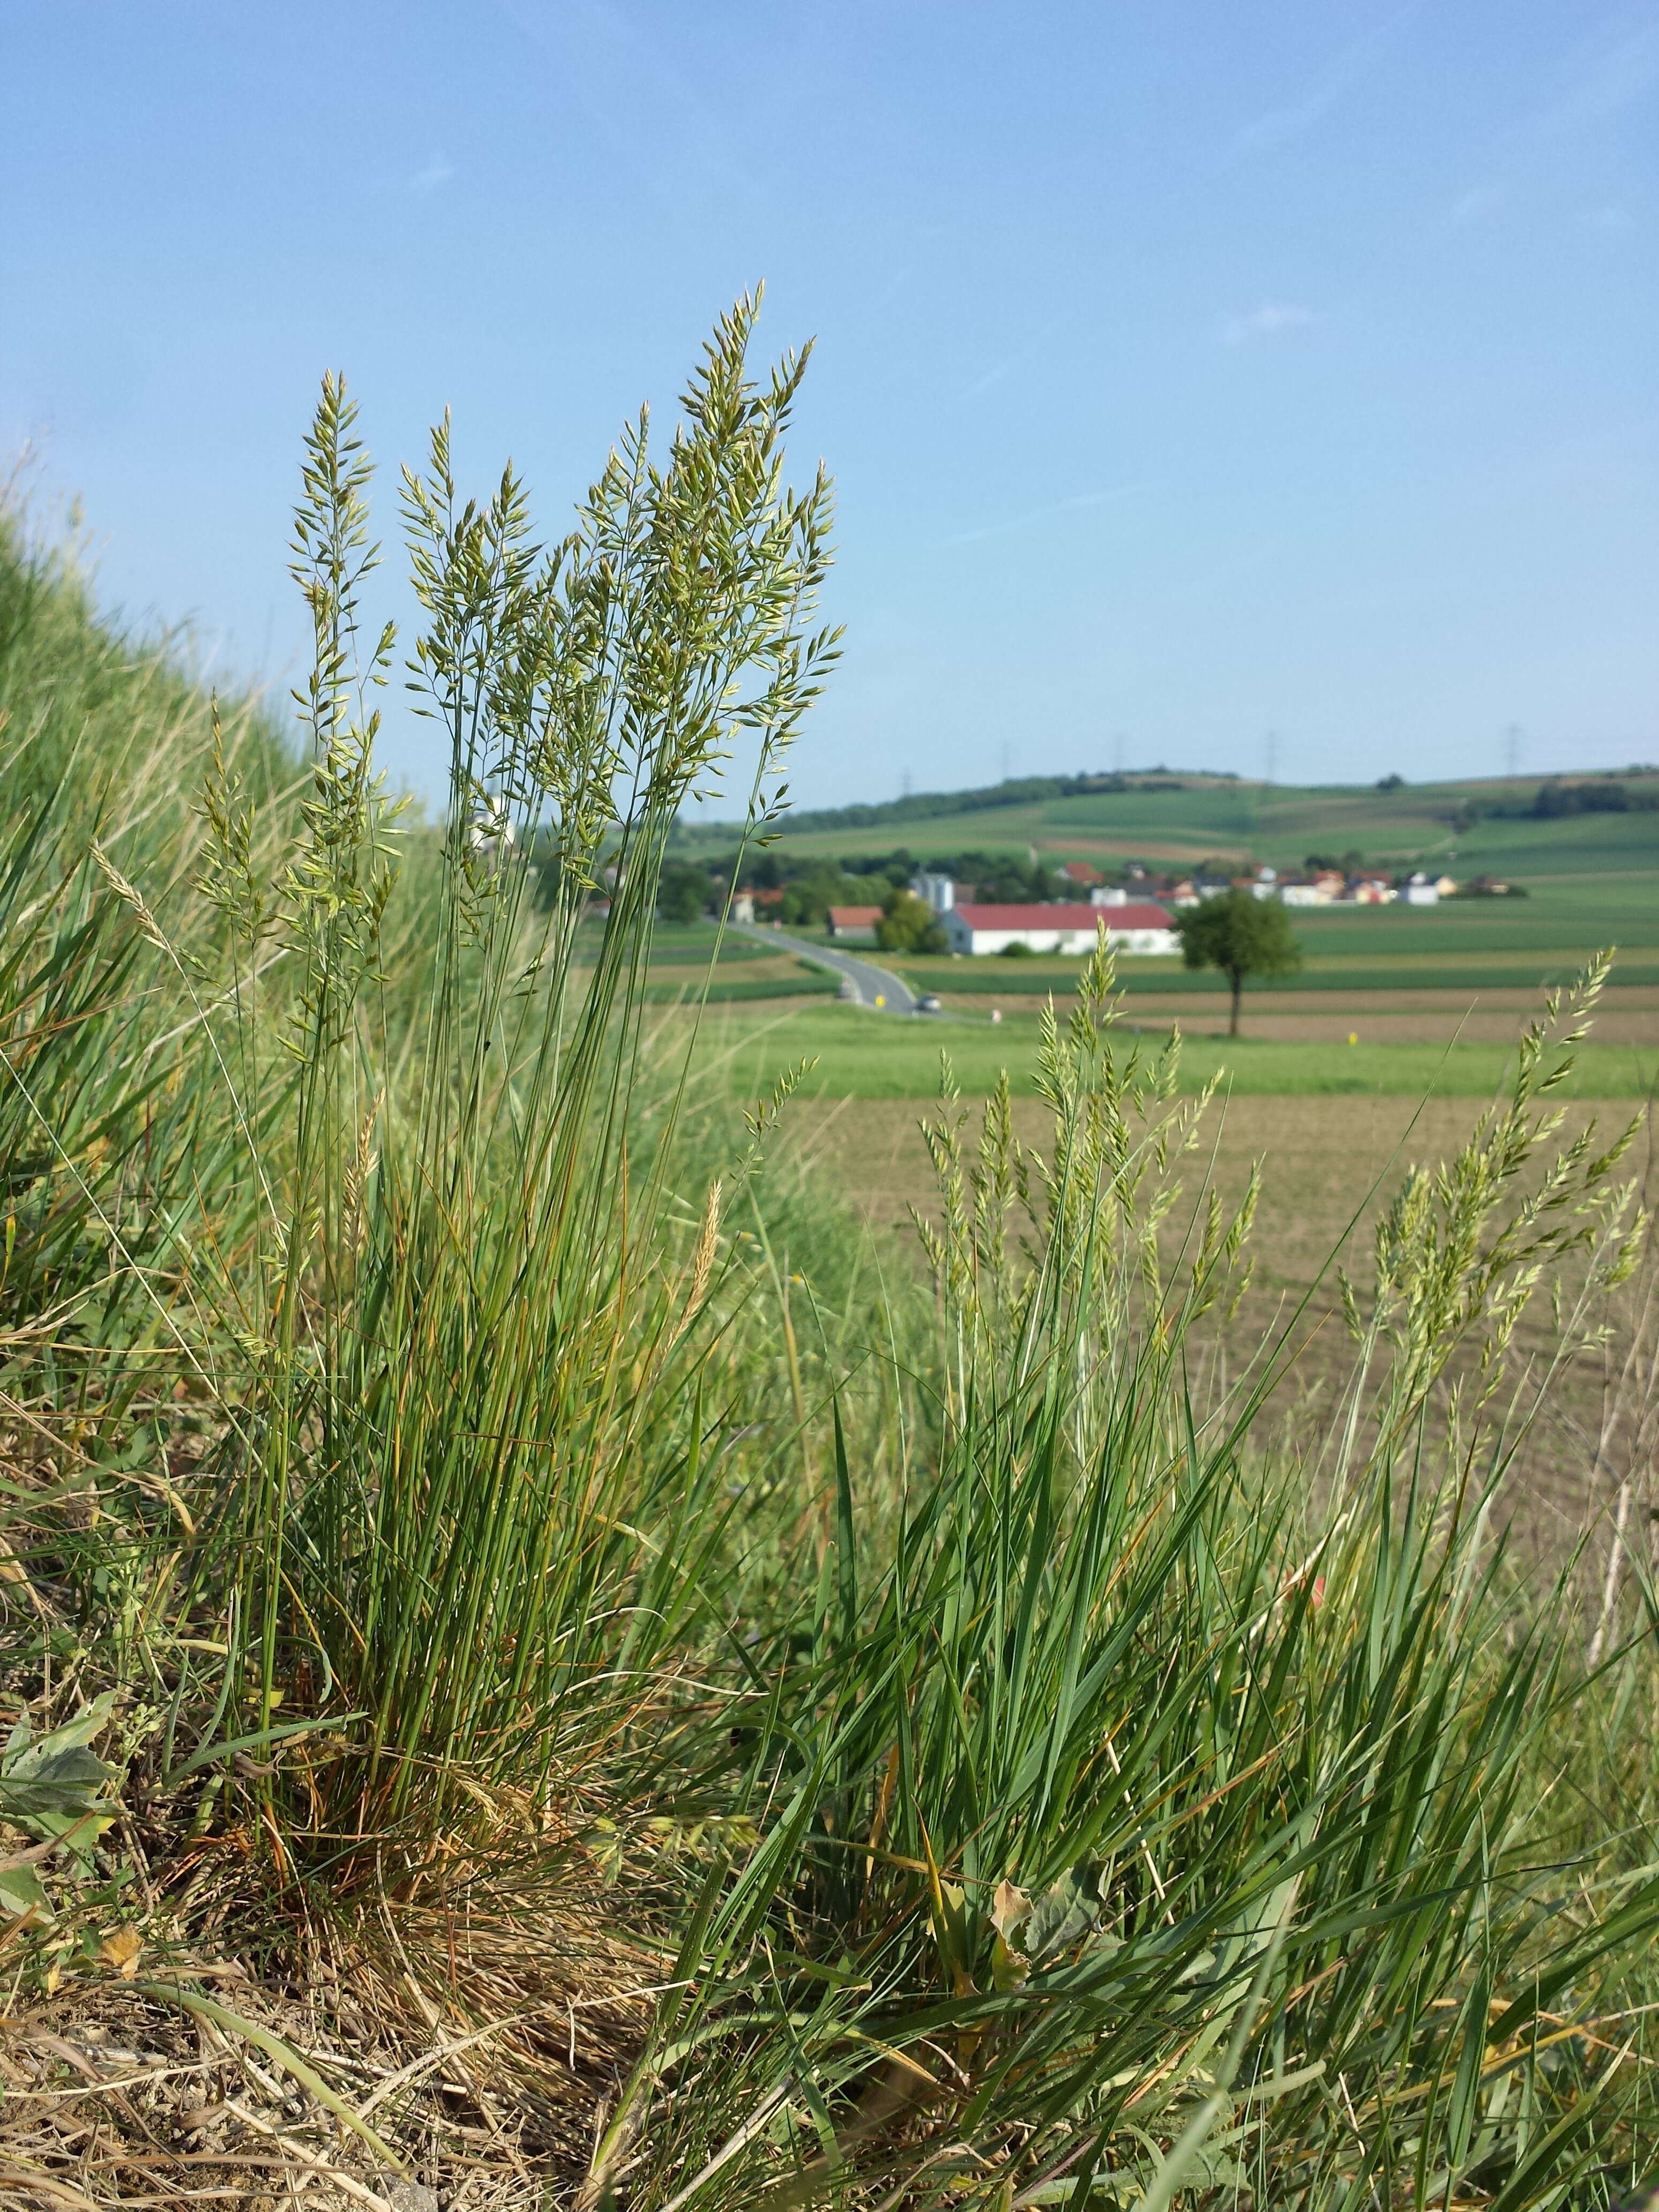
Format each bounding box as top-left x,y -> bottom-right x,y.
3,2 -> 1655,810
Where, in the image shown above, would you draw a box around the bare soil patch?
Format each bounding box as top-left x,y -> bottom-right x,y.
780,1093 -> 1601,1248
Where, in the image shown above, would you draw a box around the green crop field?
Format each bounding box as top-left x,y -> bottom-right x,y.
574,919 -> 775,963
644,963 -> 840,1004
640,926 -> 775,963
686,998 -> 1654,1101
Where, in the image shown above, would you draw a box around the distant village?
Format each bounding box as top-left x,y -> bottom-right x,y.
633,764 -> 1655,958
718,859 -> 1520,959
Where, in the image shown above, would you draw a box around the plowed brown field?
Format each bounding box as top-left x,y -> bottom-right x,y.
780,1092 -> 1659,1563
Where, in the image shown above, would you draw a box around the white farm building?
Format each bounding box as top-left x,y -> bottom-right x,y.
940,902 -> 1179,958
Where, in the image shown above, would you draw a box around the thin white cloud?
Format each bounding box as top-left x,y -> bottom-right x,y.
1221,303 -> 1317,346
1449,183 -> 1505,225
1224,3 -> 1422,161
1543,16 -> 1659,135
1585,200 -> 1634,230
409,156 -> 455,194
491,0 -> 767,208
954,316 -> 1070,405
869,263 -> 915,310
936,484 -> 1146,550
955,350 -> 1030,404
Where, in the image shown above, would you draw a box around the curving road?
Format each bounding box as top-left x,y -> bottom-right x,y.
729,920 -> 925,1014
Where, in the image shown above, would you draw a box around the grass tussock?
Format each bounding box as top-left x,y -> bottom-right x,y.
2,298 -> 1659,2211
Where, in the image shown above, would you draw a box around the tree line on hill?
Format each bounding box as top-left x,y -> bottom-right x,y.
672,764 -> 1659,849
689,767 -> 1228,838
638,842 -> 1491,927
1447,774 -> 1659,833
1520,776 -> 1659,818
644,845 -> 1066,925
562,829 -> 1548,929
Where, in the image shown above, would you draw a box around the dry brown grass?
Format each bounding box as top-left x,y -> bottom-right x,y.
0,1848 -> 668,2210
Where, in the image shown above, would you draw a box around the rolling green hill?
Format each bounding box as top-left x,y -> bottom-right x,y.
683,769 -> 1659,891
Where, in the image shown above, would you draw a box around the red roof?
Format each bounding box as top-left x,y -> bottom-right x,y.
828,905 -> 883,928
953,902 -> 1174,931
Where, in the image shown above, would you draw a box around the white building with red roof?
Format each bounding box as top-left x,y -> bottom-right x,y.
940,901 -> 1179,957
827,905 -> 883,941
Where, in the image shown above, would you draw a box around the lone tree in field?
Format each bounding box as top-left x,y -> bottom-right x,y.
1176,887 -> 1301,1036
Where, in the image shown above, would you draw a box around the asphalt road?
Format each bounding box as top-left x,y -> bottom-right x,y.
729,921 -> 926,1014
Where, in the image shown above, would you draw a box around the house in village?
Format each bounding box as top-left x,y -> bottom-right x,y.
939,899 -> 1179,958
1281,869 -> 1348,906
827,905 -> 883,941
729,888 -> 788,923
906,871 -> 1177,955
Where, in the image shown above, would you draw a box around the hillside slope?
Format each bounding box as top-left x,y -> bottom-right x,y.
0,508 -> 295,873
684,766 -> 1659,884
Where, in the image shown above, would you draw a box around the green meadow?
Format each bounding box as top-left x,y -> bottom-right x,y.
692,997 -> 1654,1100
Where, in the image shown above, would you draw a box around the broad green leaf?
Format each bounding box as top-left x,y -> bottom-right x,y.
0,1743 -> 116,1819
0,1858 -> 52,1923
1025,1862 -> 1104,1962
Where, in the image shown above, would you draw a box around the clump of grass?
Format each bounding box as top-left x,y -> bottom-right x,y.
589,950 -> 1655,2210
136,297 -> 838,1865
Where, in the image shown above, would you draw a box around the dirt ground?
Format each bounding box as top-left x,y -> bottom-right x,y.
780,1092 -> 1659,1567
780,1092 -> 1641,1247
